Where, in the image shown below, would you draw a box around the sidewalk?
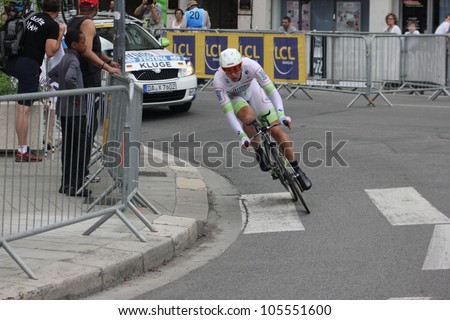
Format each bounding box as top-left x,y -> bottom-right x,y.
0,147 -> 209,299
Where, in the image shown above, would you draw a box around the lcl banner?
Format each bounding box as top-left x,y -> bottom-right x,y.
167,32 -> 306,84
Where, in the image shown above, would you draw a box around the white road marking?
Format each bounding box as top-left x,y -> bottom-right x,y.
388,297 -> 432,300
394,104 -> 450,109
365,187 -> 450,226
422,224 -> 450,270
240,193 -> 305,234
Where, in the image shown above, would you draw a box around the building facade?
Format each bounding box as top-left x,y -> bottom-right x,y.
139,0 -> 450,34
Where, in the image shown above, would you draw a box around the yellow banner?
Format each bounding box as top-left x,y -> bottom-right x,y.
167,32 -> 306,84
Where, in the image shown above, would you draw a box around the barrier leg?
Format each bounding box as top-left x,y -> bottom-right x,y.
82,212 -> 115,236
374,92 -> 393,107
429,88 -> 450,101
1,239 -> 38,280
114,208 -> 148,242
346,93 -> 364,108
127,200 -> 157,232
199,79 -> 213,91
85,183 -> 118,212
286,86 -> 313,100
134,190 -> 162,215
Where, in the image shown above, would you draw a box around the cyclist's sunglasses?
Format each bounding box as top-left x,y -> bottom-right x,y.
222,63 -> 242,74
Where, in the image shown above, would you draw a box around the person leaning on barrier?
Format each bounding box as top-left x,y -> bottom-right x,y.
48,29 -> 91,197
434,13 -> 450,38
212,48 -> 312,191
67,0 -> 121,184
134,0 -> 164,37
4,0 -> 65,163
383,13 -> 401,35
278,16 -> 297,34
184,0 -> 211,29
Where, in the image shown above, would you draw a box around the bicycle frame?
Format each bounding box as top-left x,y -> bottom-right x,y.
248,113 -> 310,213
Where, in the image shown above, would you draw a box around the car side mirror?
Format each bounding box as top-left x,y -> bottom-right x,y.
160,37 -> 170,47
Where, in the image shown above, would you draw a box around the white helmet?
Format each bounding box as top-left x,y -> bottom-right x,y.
219,48 -> 242,68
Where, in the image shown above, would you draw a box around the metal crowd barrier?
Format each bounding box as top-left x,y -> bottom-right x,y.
157,27 -> 449,107
289,32 -> 450,107
0,77 -> 159,279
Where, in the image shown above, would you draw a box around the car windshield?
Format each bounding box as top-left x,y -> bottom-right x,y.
96,23 -> 162,51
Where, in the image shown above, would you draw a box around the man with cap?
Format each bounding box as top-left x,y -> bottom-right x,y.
67,0 -> 120,182
184,0 -> 211,29
134,0 -> 164,37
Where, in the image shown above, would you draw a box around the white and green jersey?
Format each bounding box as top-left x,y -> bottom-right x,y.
213,57 -> 285,140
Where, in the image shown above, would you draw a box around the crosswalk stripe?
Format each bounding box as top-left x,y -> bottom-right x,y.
365,187 -> 450,226
388,297 -> 432,300
240,193 -> 305,234
422,225 -> 450,270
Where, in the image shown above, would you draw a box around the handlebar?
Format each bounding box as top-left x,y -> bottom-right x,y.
248,122 -> 281,142
245,110 -> 288,143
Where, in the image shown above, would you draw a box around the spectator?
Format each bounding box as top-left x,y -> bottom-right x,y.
67,0 -> 120,183
134,0 -> 164,37
1,11 -> 8,21
171,8 -> 186,29
48,29 -> 91,197
40,40 -> 67,151
4,0 -> 64,162
184,0 -> 211,29
6,3 -> 17,16
405,21 -> 420,35
278,16 -> 297,33
383,13 -> 401,34
434,13 -> 450,38
107,0 -> 114,12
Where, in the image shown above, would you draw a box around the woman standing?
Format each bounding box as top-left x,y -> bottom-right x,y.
171,8 -> 186,29
383,13 -> 401,34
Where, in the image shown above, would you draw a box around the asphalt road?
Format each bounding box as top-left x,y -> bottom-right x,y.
90,87 -> 450,300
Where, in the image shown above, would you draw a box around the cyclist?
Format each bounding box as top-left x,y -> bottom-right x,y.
213,48 -> 312,191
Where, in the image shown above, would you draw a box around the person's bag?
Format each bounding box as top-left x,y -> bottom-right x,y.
0,12 -> 36,72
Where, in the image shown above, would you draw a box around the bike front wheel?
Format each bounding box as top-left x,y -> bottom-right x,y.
270,148 -> 311,213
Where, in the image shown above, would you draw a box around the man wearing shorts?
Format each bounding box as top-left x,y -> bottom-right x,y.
213,48 -> 312,191
5,0 -> 64,162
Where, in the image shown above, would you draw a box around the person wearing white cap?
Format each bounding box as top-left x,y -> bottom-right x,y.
213,48 -> 312,191
184,0 -> 211,29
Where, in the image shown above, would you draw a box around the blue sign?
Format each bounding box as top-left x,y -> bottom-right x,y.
273,37 -> 299,80
238,36 -> 264,66
172,35 -> 196,68
204,36 -> 228,75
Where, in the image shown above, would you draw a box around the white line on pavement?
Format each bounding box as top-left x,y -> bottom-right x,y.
240,193 -> 305,234
388,297 -> 433,300
422,224 -> 450,270
394,104 -> 450,109
365,187 -> 450,226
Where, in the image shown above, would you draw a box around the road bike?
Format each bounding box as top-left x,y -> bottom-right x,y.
247,112 -> 311,213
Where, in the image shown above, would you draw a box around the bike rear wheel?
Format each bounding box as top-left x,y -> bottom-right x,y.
270,147 -> 311,213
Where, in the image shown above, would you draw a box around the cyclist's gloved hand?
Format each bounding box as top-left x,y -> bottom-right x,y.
240,136 -> 251,149
279,116 -> 292,129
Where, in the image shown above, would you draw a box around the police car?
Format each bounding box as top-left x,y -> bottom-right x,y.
95,15 -> 196,112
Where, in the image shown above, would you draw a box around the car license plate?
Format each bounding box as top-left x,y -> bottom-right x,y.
144,82 -> 176,93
